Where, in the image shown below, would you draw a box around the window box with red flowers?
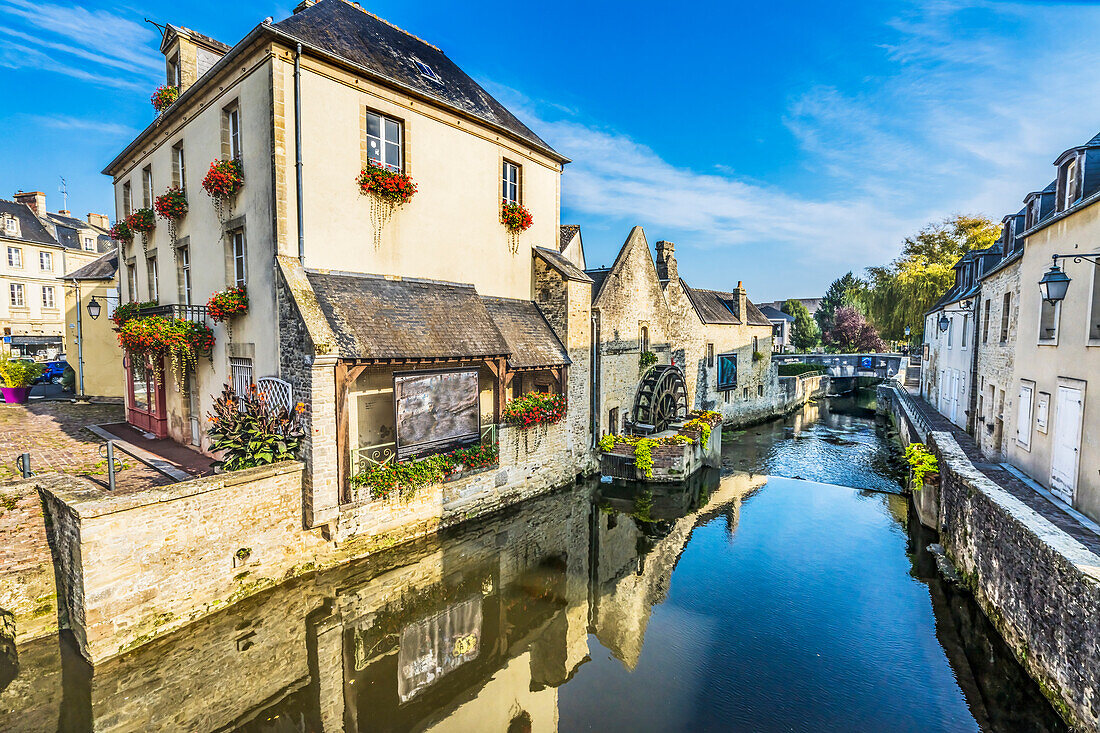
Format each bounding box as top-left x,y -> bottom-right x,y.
501,202 -> 533,254
111,300 -> 157,328
207,286 -> 248,339
117,314 -> 215,387
126,207 -> 156,252
154,186 -> 188,243
356,162 -> 417,247
202,159 -> 244,220
109,220 -> 133,245
151,85 -> 179,113
501,391 -> 566,429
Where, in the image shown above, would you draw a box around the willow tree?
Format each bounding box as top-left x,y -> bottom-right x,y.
864,214 -> 999,341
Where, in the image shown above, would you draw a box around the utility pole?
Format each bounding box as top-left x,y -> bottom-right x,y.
58,176 -> 68,211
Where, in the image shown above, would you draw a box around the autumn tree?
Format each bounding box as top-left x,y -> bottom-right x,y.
825,306 -> 885,353
864,214 -> 999,341
782,299 -> 820,351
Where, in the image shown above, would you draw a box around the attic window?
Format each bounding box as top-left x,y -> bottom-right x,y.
3,216 -> 16,236
412,58 -> 441,83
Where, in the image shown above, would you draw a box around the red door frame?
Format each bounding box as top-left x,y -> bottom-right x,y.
125,353 -> 168,438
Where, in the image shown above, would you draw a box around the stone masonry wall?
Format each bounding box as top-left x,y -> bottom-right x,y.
0,478 -> 57,645
930,431 -> 1100,730
975,259 -> 1021,460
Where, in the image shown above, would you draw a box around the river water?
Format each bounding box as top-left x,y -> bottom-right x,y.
1,391 -> 1066,732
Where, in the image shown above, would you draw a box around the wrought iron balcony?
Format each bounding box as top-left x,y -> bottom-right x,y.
137,303 -> 210,324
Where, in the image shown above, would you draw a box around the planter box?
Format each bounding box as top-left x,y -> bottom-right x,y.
2,386 -> 30,404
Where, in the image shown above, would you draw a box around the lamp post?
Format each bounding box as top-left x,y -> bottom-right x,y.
87,296 -> 102,320
938,314 -> 950,333
1037,252 -> 1100,304
904,326 -> 911,353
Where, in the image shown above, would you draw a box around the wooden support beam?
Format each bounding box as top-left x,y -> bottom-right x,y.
334,360 -> 350,501
493,357 -> 507,424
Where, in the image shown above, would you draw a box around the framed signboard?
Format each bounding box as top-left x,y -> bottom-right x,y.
717,353 -> 738,390
394,368 -> 480,459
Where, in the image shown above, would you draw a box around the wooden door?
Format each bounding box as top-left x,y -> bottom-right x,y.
125,354 -> 168,438
1050,385 -> 1083,504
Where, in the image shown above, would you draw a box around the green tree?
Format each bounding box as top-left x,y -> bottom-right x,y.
815,272 -> 864,336
863,214 -> 999,341
782,299 -> 820,351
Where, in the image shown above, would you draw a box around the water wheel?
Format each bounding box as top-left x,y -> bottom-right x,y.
632,365 -> 688,432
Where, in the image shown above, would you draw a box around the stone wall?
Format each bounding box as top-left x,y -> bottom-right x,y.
974,258 -> 1021,459
37,462 -> 333,664
0,478 -> 57,645
930,431 -> 1100,730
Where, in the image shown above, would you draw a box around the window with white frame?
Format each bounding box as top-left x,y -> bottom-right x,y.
961,314 -> 969,348
173,142 -> 186,190
230,357 -> 253,398
4,217 -> 16,236
231,231 -> 246,287
83,236 -> 93,251
228,106 -> 241,160
9,283 -> 24,307
365,110 -> 402,171
1027,197 -> 1040,228
180,245 -> 192,304
41,286 -> 55,309
147,257 -> 158,301
502,160 -> 520,205
39,251 -> 51,271
7,247 -> 22,268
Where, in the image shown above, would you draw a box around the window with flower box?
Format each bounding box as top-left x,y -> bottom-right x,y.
365,110 -> 403,172
502,160 -> 520,205
223,102 -> 242,161
122,181 -> 132,218
172,142 -> 186,190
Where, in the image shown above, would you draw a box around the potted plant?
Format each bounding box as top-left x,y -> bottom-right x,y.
500,202 -> 533,254
151,84 -> 179,113
202,158 -> 244,221
0,358 -> 43,404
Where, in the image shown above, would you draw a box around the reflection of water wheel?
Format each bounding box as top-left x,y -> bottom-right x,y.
632,365 -> 688,432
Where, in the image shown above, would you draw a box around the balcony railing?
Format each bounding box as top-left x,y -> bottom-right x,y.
138,303 -> 210,324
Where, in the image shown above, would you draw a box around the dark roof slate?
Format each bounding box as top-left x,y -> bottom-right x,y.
305,270 -> 510,360
63,251 -> 118,281
559,224 -> 580,253
680,281 -> 772,327
44,212 -> 106,234
759,305 -> 794,322
0,200 -> 58,245
52,225 -> 80,250
534,246 -> 592,283
480,297 -> 569,368
583,267 -> 611,302
272,0 -> 560,159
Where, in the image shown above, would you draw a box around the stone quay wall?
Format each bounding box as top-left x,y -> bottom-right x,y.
776,374 -> 828,416
0,477 -> 58,645
929,431 -> 1100,730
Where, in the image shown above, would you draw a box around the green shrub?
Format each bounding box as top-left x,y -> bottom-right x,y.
905,443 -> 939,486
0,358 -> 43,388
639,350 -> 657,370
207,384 -> 306,471
777,362 -> 826,377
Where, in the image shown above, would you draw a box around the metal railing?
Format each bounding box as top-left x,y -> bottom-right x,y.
882,379 -> 933,438
138,303 -> 210,324
351,424 -> 499,474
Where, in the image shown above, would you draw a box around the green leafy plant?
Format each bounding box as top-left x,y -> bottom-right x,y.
598,433 -> 693,479
0,358 -> 42,388
753,350 -> 766,362
905,443 -> 939,487
111,300 -> 157,327
125,207 -> 156,234
207,384 -> 306,472
777,362 -> 826,377
639,350 -> 657,370
502,391 -> 567,429
351,441 -> 500,501
151,84 -> 179,112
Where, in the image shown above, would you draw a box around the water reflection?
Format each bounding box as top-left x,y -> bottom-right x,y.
0,394 -> 1064,732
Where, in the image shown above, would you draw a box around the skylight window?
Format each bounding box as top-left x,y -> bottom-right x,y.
412,58 -> 441,83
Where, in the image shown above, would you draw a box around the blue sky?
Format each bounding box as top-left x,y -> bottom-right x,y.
3,0 -> 1100,301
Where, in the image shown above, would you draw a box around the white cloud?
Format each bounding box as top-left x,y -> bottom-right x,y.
28,114 -> 135,137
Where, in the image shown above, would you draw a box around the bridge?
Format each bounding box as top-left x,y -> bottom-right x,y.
773,353 -> 909,394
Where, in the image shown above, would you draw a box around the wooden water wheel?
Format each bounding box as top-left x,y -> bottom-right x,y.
632,365 -> 688,432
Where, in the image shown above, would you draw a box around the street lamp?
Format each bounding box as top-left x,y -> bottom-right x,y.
938,314 -> 950,332
87,296 -> 102,320
1037,251 -> 1100,304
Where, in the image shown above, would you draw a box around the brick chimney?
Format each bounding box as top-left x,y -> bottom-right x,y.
87,213 -> 110,229
655,240 -> 677,283
13,191 -> 46,217
732,280 -> 747,322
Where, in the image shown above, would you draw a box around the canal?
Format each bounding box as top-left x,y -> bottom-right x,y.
1,391 -> 1066,731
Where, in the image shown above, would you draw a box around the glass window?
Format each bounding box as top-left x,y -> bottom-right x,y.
232,231 -> 246,287
9,283 -> 23,307
1000,293 -> 1011,342
1065,158 -> 1078,208
126,264 -> 137,302
41,286 -> 54,309
982,299 -> 991,343
640,325 -> 649,354
131,357 -> 148,411
706,343 -> 714,368
230,357 -> 253,400
7,247 -> 21,267
4,217 -> 15,235
1090,263 -> 1100,340
83,237 -> 93,251
39,252 -> 52,270
173,142 -> 186,189
365,111 -> 403,172
502,160 -> 520,205
961,314 -> 969,348
228,107 -> 241,160
1039,299 -> 1059,342
147,258 -> 158,301
142,166 -> 153,208
122,181 -> 132,218
180,245 -> 192,305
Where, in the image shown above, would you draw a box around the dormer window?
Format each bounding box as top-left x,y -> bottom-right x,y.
167,53 -> 181,88
412,58 -> 441,83
1062,157 -> 1079,210
1027,197 -> 1040,228
3,216 -> 17,237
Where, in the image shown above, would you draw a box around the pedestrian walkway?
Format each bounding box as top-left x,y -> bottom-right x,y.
905,388 -> 1100,556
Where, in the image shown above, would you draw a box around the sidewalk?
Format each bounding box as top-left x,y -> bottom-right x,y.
904,387 -> 1100,556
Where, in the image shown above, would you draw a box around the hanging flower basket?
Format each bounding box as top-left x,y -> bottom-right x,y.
202,159 -> 244,221
356,162 -> 416,248
207,286 -> 248,339
154,186 -> 188,243
151,85 -> 179,113
117,315 -> 215,388
501,392 -> 567,429
109,220 -> 133,245
501,202 -> 533,255
126,208 -> 156,253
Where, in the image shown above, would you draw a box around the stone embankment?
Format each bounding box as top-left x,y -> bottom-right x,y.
881,382 -> 1100,730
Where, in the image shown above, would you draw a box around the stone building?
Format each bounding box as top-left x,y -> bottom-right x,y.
973,248 -> 1023,459
585,226 -> 778,436
103,0 -> 593,542
0,191 -> 112,356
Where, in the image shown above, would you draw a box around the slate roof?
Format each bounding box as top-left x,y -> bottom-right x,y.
52,225 -> 80,250
63,251 -> 118,281
534,246 -> 592,283
559,224 -> 580,253
305,270 -> 510,360
759,305 -> 794,322
680,281 -> 772,327
272,0 -> 562,160
0,200 -> 58,245
480,296 -> 569,368
584,267 -> 611,302
44,212 -> 107,234
1087,130 -> 1100,147
164,24 -> 231,53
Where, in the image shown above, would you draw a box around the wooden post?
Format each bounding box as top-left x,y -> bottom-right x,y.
334,361 -> 348,498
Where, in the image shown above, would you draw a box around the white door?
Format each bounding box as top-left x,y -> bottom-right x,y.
1050,386 -> 1083,504
1017,383 -> 1033,449
950,372 -> 960,423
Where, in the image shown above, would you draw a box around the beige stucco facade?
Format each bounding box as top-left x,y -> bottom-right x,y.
1007,200 -> 1100,521
62,278 -> 123,399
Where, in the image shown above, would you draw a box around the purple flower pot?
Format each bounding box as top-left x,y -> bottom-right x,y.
2,386 -> 30,404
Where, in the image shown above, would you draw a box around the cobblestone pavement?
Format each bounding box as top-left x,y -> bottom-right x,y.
0,402 -> 172,490
906,389 -> 1100,556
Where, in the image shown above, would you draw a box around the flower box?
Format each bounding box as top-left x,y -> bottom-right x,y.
202,159 -> 244,200
154,187 -> 188,220
501,392 -> 566,429
126,208 -> 156,234
151,85 -> 179,113
207,286 -> 248,322
357,163 -> 417,204
501,202 -> 533,233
